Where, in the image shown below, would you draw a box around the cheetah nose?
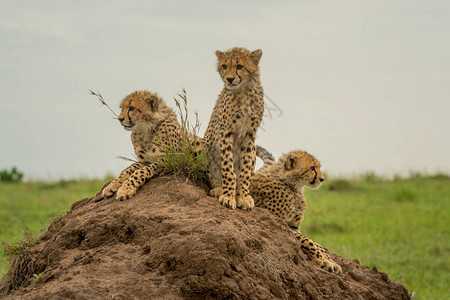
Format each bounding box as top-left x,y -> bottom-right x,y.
226,77 -> 234,84
118,117 -> 124,122
319,178 -> 324,182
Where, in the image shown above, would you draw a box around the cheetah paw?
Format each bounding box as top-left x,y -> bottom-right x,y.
116,185 -> 137,201
209,187 -> 223,198
102,181 -> 122,198
219,195 -> 236,210
316,257 -> 342,275
236,194 -> 254,211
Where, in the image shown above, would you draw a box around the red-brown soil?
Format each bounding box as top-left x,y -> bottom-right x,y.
1,177 -> 411,299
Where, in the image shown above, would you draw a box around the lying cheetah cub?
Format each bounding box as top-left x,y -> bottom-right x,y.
250,146 -> 342,274
204,47 -> 264,211
102,91 -> 181,201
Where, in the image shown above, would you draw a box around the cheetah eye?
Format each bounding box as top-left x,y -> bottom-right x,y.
221,64 -> 227,70
129,106 -> 135,111
311,166 -> 315,171
237,64 -> 243,70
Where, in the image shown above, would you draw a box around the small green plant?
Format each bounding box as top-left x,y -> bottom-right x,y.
0,167 -> 24,183
33,272 -> 43,283
159,90 -> 209,186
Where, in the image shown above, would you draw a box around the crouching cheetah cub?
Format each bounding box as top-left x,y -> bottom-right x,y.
204,47 -> 264,211
102,91 -> 181,201
250,146 -> 342,274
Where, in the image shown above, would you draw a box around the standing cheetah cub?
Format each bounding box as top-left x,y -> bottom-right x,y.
250,146 -> 342,274
204,47 -> 264,211
102,91 -> 182,201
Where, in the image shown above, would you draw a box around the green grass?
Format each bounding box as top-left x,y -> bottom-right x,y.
0,175 -> 449,299
0,179 -> 107,275
160,89 -> 209,187
303,175 -> 450,300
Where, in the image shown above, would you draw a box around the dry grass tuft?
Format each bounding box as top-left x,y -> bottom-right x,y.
0,230 -> 42,294
159,90 -> 209,187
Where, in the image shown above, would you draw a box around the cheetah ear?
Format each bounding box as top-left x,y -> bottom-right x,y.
147,95 -> 159,112
215,50 -> 223,59
284,154 -> 296,171
250,49 -> 262,65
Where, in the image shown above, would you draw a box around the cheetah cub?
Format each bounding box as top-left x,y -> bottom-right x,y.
204,47 -> 264,211
250,146 -> 342,274
102,91 -> 181,201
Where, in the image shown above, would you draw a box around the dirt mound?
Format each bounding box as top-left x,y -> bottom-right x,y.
1,177 -> 410,299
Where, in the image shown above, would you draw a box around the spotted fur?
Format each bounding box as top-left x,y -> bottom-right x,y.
102,91 -> 182,201
250,147 -> 342,274
204,47 -> 264,210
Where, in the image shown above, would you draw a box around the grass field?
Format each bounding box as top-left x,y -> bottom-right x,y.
0,179 -> 107,275
0,175 -> 449,299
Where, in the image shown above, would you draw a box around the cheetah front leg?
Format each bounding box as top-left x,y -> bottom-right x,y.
292,230 -> 342,275
207,157 -> 223,198
235,135 -> 256,210
209,186 -> 223,198
206,139 -> 224,198
218,132 -> 237,209
102,163 -> 143,198
287,209 -> 304,231
116,162 -> 161,201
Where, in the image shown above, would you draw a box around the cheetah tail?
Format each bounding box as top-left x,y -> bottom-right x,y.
256,145 -> 275,165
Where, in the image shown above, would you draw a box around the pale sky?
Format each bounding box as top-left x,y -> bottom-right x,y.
1,0 -> 449,180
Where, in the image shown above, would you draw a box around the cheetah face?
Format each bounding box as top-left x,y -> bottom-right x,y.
215,48 -> 262,90
283,151 -> 324,189
118,91 -> 161,131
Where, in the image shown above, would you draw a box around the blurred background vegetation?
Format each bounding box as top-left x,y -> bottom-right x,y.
0,167 -> 24,183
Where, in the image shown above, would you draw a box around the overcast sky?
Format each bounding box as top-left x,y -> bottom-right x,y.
1,0 -> 449,180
